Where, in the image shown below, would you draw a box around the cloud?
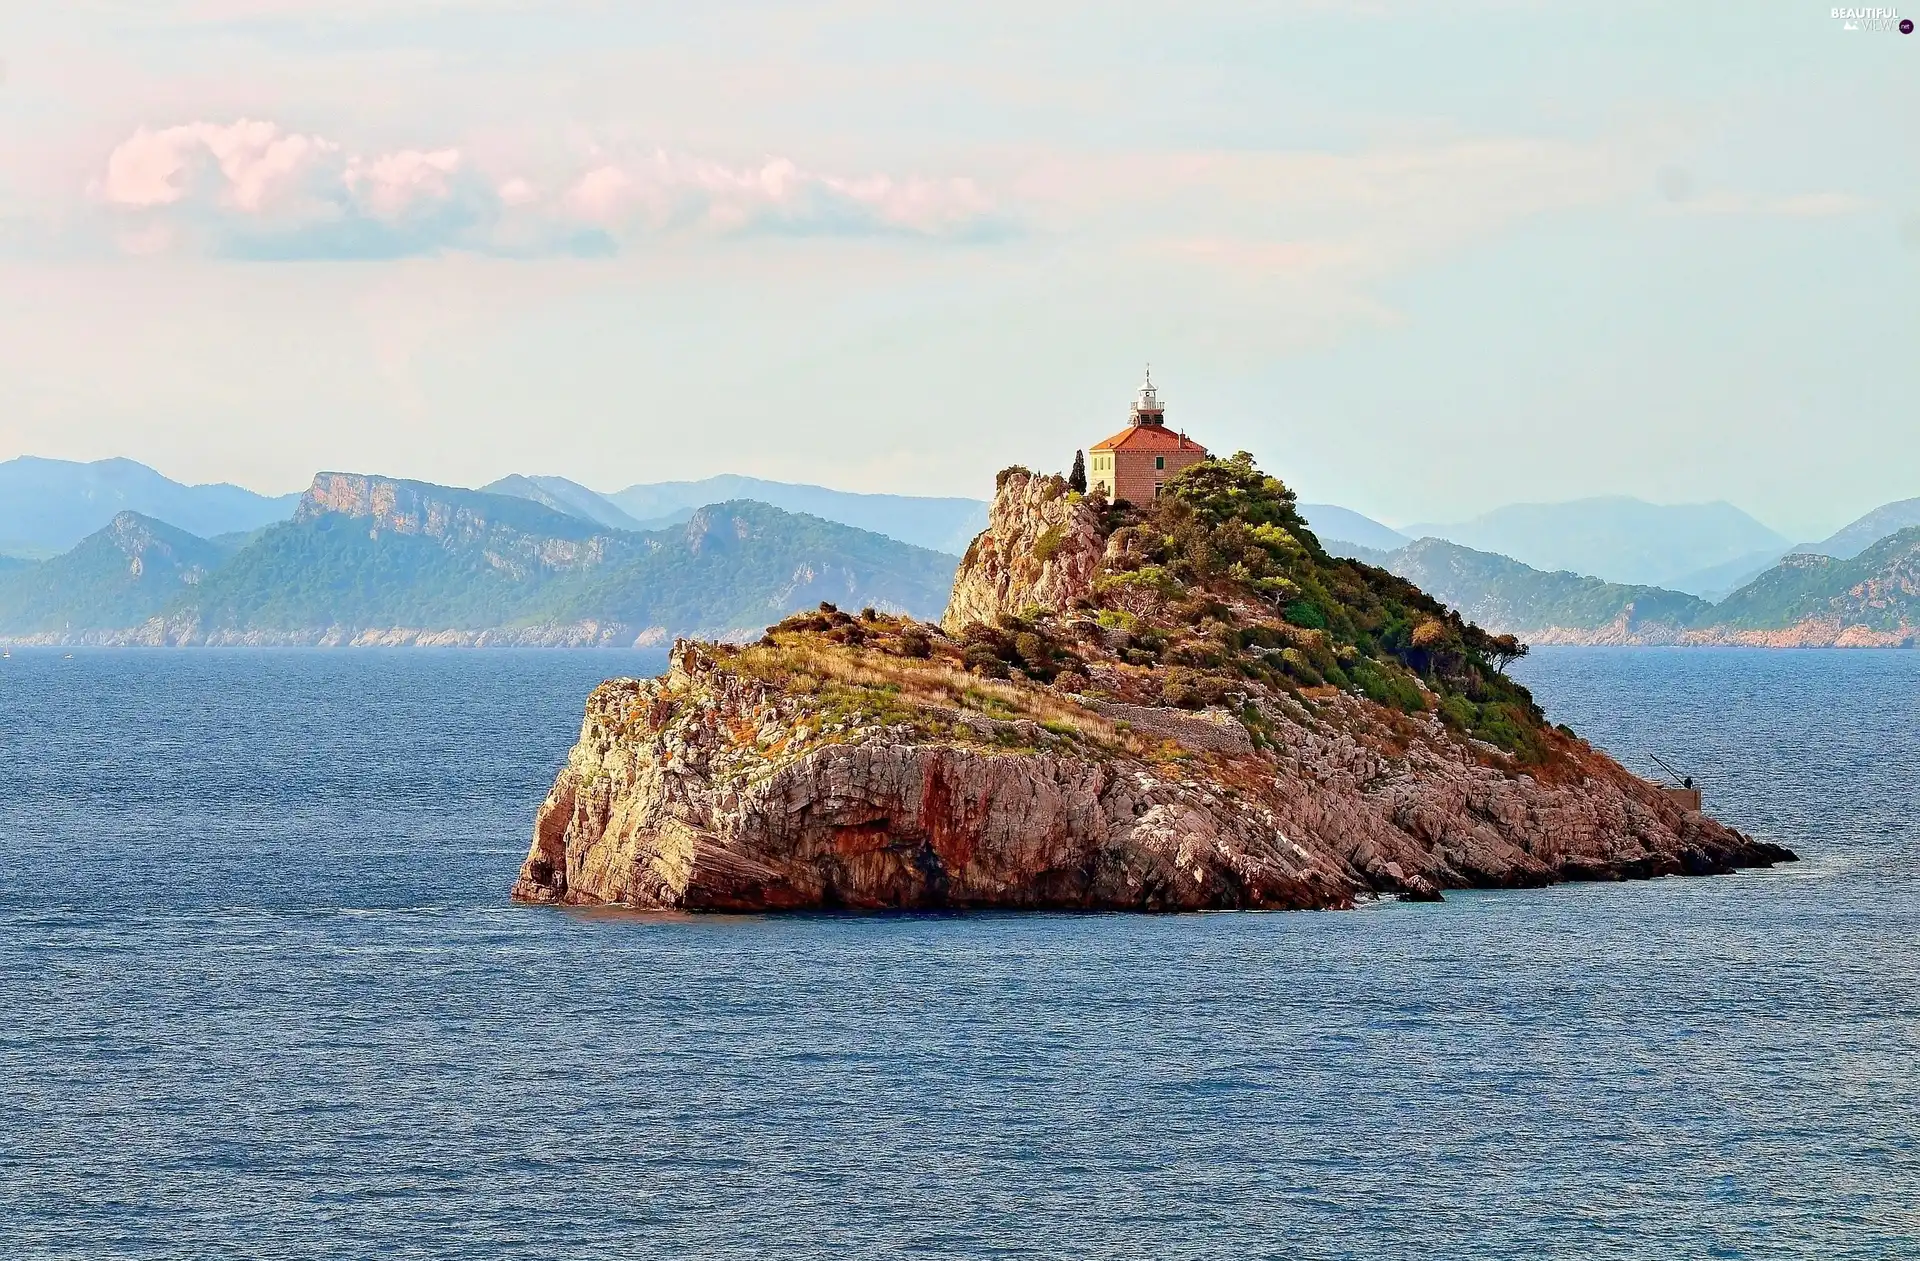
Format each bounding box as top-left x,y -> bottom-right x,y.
559,152 -> 1002,240
92,119 -> 1008,259
1653,169 -> 1876,218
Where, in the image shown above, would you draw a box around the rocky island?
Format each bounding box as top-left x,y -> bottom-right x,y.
512,456 -> 1793,912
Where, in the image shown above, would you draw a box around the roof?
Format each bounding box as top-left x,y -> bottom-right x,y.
1090,423 -> 1208,454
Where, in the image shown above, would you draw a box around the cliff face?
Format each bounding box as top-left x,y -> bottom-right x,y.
515,460 -> 1792,912
298,472 -> 613,571
513,637 -> 1785,912
941,470 -> 1104,634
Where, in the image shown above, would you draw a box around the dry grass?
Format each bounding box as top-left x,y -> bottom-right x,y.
725,632 -> 1144,753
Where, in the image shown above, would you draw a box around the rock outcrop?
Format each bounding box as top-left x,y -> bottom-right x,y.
942,470 -> 1104,634
515,461 -> 1793,913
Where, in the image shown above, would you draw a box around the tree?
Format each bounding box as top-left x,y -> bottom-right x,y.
1161,452 -> 1305,533
1486,633 -> 1529,674
1068,449 -> 1087,494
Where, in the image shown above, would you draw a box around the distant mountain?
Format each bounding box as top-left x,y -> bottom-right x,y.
1657,493 -> 1920,599
0,473 -> 960,646
607,475 -> 988,555
1661,546 -> 1792,602
1321,538 -> 1392,566
0,512 -> 229,636
1354,529 -> 1920,648
1705,527 -> 1920,644
1405,496 -> 1788,590
1377,538 -> 1711,644
0,456 -> 299,557
480,475 -> 646,532
1804,496 -> 1920,560
1298,504 -> 1408,553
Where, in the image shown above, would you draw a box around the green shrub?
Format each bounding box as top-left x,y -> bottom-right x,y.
1283,600 -> 1326,629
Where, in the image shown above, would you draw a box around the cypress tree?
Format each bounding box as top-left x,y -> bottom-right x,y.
1068,449 -> 1087,494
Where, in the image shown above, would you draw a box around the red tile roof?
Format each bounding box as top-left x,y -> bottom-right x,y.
1090,423 -> 1207,453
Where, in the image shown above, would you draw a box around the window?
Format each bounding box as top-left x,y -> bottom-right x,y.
1153,482 -> 1165,497
1155,455 -> 1165,470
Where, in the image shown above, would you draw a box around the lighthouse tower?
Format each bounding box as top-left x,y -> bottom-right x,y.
1130,368 -> 1167,426
1087,367 -> 1208,504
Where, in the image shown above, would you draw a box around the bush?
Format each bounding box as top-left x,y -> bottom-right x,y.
1013,631 -> 1052,675
1163,680 -> 1205,709
896,629 -> 932,659
1283,600 -> 1327,629
963,643 -> 1009,678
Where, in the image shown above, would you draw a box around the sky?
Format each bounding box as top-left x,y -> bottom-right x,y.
0,1 -> 1914,540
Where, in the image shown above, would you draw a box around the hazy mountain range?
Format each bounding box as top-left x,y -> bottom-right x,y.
0,456 -> 299,558
0,457 -> 988,561
1301,494 -> 1920,601
483,471 -> 990,551
597,474 -> 989,553
1326,531 -> 1920,648
0,473 -> 958,645
1301,498 -> 1788,597
5,455 -> 1918,649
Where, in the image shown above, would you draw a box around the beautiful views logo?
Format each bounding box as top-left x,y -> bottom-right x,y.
1831,6 -> 1913,31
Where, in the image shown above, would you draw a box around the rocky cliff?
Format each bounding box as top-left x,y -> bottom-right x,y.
941,469 -> 1105,633
515,460 -> 1791,912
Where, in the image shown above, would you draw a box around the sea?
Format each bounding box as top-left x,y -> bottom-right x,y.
0,646 -> 1914,1259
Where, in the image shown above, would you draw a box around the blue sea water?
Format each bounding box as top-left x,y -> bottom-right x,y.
0,646 -> 1915,1259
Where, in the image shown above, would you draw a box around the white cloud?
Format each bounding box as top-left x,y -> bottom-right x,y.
91,120 -> 1008,259
558,151 -> 1000,239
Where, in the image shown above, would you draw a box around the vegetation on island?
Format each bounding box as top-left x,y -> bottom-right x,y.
1708,526 -> 1920,632
733,452 -> 1554,765
1084,452 -> 1545,757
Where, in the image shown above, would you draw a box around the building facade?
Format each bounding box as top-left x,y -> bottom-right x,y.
1088,370 -> 1208,504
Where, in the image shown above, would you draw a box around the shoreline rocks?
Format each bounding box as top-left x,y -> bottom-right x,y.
511,640 -> 1792,913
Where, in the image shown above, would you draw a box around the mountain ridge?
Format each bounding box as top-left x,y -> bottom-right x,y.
1338,531 -> 1920,648
0,474 -> 959,646
1401,495 -> 1788,592
0,456 -> 301,558
479,475 -> 647,532
607,474 -> 988,554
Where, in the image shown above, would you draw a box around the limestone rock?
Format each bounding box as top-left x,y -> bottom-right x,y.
942,470 -> 1105,634
512,640 -> 1792,912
